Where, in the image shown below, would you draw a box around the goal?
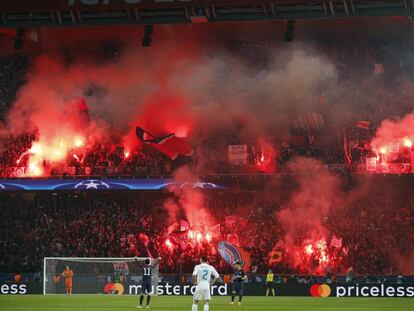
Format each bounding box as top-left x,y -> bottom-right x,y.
43,257 -> 159,295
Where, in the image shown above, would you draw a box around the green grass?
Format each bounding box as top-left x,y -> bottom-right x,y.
0,295 -> 413,311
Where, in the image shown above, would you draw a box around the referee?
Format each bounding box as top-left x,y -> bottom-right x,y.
266,269 -> 275,296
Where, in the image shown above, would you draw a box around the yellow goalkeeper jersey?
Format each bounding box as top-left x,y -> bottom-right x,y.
266,272 -> 274,283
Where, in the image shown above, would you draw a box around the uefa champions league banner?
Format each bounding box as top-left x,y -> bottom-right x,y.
0,178 -> 225,191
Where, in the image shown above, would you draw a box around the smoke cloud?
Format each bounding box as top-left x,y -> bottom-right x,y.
0,24 -> 341,168
371,112 -> 414,153
163,166 -> 215,231
0,20 -> 413,272
275,157 -> 343,273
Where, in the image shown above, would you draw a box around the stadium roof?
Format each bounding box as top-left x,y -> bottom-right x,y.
0,0 -> 412,28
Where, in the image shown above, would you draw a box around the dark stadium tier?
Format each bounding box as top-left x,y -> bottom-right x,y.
0,0 -> 412,27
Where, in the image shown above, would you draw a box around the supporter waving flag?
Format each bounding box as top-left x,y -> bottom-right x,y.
136,126 -> 193,160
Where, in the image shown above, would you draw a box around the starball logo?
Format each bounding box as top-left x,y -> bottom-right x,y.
310,284 -> 331,297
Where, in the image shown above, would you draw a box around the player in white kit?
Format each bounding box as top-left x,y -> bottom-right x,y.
191,256 -> 220,311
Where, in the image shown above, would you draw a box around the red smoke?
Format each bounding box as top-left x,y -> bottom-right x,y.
368,112 -> 414,171
161,167 -> 218,256
11,89 -> 100,176
371,113 -> 414,152
122,92 -> 194,153
1,22 -> 349,176
276,157 -> 344,274
168,167 -> 216,231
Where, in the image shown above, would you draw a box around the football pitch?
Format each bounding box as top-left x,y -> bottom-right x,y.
0,295 -> 413,311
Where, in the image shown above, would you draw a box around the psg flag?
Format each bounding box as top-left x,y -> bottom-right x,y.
136,127 -> 193,160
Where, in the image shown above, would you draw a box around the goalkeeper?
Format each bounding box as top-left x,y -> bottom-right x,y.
61,265 -> 74,295
135,257 -> 160,309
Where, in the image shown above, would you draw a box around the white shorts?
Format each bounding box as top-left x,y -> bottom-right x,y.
193,285 -> 211,301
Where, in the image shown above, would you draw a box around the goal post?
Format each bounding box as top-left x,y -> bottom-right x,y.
43,257 -> 159,295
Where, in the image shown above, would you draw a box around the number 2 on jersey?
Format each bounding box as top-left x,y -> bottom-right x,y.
202,269 -> 208,280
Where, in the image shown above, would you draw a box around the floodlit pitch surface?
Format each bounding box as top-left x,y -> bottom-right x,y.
0,296 -> 413,311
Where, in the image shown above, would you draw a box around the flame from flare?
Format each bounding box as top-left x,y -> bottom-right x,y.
188,230 -> 194,239
403,138 -> 412,148
74,136 -> 85,147
28,163 -> 43,176
24,134 -> 87,177
304,244 -> 314,255
165,239 -> 173,249
299,238 -> 332,271
29,143 -> 43,155
196,232 -> 202,243
205,233 -> 212,243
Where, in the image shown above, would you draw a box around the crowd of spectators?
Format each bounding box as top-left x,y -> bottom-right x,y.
1,189 -> 413,277
1,23 -> 414,294
1,30 -> 414,177
0,56 -> 26,119
327,195 -> 414,276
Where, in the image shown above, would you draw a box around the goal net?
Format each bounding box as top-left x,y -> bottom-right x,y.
43,257 -> 159,295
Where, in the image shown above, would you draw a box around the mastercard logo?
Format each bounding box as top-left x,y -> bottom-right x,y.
310,284 -> 331,297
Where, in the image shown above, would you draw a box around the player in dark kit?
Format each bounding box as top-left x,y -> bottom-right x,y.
135,257 -> 160,309
230,262 -> 247,306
